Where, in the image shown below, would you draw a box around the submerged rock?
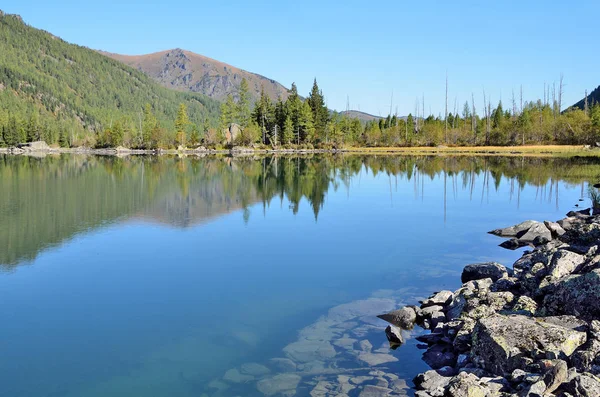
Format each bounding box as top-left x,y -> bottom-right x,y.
489,220 -> 540,237
256,373 -> 301,396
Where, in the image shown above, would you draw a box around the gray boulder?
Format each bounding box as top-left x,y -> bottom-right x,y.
413,369 -> 451,397
519,223 -> 552,243
547,249 -> 586,280
377,306 -> 417,329
544,220 -> 566,237
422,290 -> 454,307
445,372 -> 491,397
471,314 -> 587,375
563,373 -> 600,397
384,325 -> 403,347
461,262 -> 509,283
489,220 -> 540,237
542,269 -> 600,321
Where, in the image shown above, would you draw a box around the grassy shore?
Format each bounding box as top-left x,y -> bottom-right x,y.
343,145 -> 600,157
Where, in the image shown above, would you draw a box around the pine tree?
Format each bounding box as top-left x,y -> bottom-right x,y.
237,78 -> 251,128
220,94 -> 235,130
26,112 -> 39,142
287,83 -> 302,132
58,128 -> 69,147
283,115 -> 294,144
5,115 -> 18,146
175,103 -> 189,147
307,79 -> 329,141
299,101 -> 315,143
142,103 -> 157,148
190,124 -> 200,146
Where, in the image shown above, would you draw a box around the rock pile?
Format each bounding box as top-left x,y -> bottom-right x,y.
379,209 -> 600,396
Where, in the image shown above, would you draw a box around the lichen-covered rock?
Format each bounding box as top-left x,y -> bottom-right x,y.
413,370 -> 451,397
445,372 -> 490,397
486,291 -> 515,311
563,373 -> 600,397
519,223 -> 552,243
544,220 -> 566,237
462,262 -> 509,283
542,269 -> 600,321
471,314 -> 587,376
384,325 -> 403,347
547,249 -> 586,280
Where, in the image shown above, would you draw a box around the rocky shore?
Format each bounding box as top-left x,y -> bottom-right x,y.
379,210 -> 600,396
0,141 -> 348,156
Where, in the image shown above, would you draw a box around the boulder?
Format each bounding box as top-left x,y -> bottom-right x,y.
519,223 -> 552,243
413,369 -> 451,396
499,238 -> 529,250
489,220 -> 540,237
377,307 -> 417,329
384,325 -> 403,347
544,220 -> 566,237
563,373 -> 600,397
542,269 -> 600,321
470,314 -> 587,375
461,262 -> 509,283
542,359 -> 568,395
547,249 -> 586,280
445,372 -> 491,397
422,290 -> 454,307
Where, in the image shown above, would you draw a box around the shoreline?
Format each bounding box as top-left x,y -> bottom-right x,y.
2,144 -> 600,158
378,209 -> 600,396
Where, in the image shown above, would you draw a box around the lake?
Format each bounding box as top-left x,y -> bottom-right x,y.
0,154 -> 596,397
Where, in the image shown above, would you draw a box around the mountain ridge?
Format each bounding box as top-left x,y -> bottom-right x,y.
101,48 -> 291,103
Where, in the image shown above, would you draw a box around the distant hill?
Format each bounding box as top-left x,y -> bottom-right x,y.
0,11 -> 220,141
571,85 -> 600,110
339,110 -> 383,123
101,49 -> 292,103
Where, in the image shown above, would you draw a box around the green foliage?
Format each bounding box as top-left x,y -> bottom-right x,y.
0,13 -> 219,148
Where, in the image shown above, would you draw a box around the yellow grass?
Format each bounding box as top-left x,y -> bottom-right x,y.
343,145 -> 600,157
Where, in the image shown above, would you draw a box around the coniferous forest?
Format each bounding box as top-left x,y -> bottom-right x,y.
1,10 -> 600,150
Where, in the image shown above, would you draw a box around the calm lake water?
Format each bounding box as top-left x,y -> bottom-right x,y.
0,154 -> 596,397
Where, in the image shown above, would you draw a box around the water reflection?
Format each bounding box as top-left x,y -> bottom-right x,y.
1,154 -> 598,269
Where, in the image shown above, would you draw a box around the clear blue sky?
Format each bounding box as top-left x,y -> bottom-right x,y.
3,0 -> 599,116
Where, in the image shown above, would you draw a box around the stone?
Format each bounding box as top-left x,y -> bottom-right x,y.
269,358 -> 297,373
422,345 -> 456,369
489,220 -> 540,237
377,307 -> 417,329
413,370 -> 451,396
445,372 -> 490,397
499,238 -> 529,250
358,385 -> 393,397
542,269 -> 600,321
223,368 -> 254,383
511,295 -> 538,316
571,339 -> 600,372
542,359 -> 568,395
461,262 -> 509,283
486,291 -> 515,311
283,339 -> 336,363
544,220 -> 566,237
470,314 -> 587,376
357,352 -> 398,366
563,373 -> 600,397
422,291 -> 454,307
241,362 -> 271,376
519,223 -> 552,243
384,325 -> 403,347
256,373 -> 301,396
547,249 -> 586,280
359,339 -> 373,352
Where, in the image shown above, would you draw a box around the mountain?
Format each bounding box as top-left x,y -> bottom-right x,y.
0,11 -> 220,144
101,49 -> 291,103
571,85 -> 600,111
339,110 -> 383,123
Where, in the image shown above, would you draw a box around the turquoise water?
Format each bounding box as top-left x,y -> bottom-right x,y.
0,154 -> 594,397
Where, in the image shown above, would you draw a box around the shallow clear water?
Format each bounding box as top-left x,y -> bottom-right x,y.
0,154 -> 596,397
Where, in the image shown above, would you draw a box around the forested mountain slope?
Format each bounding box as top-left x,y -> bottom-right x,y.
0,11 -> 220,147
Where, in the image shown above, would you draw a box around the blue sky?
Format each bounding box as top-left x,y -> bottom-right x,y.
3,0 -> 599,116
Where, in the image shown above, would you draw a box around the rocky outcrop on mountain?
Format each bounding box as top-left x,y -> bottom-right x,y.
379,209 -> 600,396
102,48 -> 291,103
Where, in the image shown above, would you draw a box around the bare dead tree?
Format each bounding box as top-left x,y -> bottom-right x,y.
445,72 -> 448,143
558,74 -> 564,114
511,90 -> 517,119
483,89 -> 489,145
471,93 -> 476,144
520,85 -> 523,114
